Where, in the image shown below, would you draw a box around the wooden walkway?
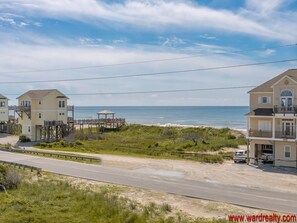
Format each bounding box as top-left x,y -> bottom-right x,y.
74,118 -> 125,129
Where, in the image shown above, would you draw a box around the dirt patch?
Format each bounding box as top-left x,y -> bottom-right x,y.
59,175 -> 279,219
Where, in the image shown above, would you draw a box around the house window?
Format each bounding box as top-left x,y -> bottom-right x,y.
59,101 -> 65,108
39,113 -> 41,118
284,146 -> 291,158
258,120 -> 271,131
281,90 -> 293,97
28,126 -> 30,133
261,97 -> 268,104
0,101 -> 5,107
280,90 -> 293,108
25,101 -> 31,107
39,100 -> 42,105
258,96 -> 270,104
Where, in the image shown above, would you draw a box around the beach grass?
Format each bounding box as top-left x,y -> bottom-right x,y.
0,168 -> 228,223
35,125 -> 246,163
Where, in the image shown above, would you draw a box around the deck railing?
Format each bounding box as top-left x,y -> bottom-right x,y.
44,120 -> 64,126
249,129 -> 296,139
273,105 -> 297,114
74,118 -> 126,125
8,105 -> 31,112
275,131 -> 296,139
249,130 -> 272,138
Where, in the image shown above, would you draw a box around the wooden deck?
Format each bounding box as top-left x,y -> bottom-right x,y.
74,118 -> 126,129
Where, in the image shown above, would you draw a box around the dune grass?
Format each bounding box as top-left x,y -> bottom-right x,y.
0,172 -> 228,223
35,125 -> 246,163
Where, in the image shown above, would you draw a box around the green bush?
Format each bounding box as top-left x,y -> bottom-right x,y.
226,134 -> 236,139
0,165 -> 21,190
75,140 -> 83,146
4,168 -> 21,189
19,135 -> 31,142
0,164 -> 7,184
38,142 -> 48,147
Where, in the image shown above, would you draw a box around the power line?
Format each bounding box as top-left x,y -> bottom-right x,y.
0,43 -> 296,75
67,86 -> 257,95
0,58 -> 296,85
5,86 -> 256,96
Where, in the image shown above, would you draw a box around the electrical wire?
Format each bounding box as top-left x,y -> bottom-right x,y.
0,58 -> 296,84
4,86 -> 256,96
0,43 -> 296,75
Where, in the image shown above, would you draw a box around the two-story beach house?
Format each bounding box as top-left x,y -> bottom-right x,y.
16,89 -> 71,141
0,94 -> 9,123
247,69 -> 297,168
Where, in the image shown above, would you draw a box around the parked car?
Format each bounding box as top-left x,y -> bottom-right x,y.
233,149 -> 247,163
260,153 -> 273,164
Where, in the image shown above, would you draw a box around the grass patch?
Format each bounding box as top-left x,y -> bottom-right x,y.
35,125 -> 246,163
0,174 -> 228,223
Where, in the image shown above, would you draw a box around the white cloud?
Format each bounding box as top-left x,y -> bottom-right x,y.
34,22 -> 43,27
161,36 -> 185,47
0,33 -> 290,106
199,34 -> 217,40
0,16 -> 16,25
112,39 -> 126,44
245,0 -> 284,17
79,37 -> 103,46
19,21 -> 29,27
257,49 -> 276,57
0,0 -> 296,42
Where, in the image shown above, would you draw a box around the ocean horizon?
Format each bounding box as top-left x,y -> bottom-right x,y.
73,106 -> 249,130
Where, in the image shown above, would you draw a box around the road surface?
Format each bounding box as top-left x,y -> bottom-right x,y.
0,150 -> 296,214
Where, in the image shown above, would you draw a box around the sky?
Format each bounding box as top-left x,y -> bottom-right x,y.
0,0 -> 297,106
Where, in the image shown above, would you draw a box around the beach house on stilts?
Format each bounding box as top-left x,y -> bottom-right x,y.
0,94 -> 9,123
14,89 -> 74,141
247,69 -> 297,168
0,94 -> 9,132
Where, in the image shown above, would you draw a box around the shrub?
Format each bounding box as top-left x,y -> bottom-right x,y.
0,166 -> 21,190
39,142 -> 48,148
19,135 -> 31,142
161,129 -> 176,138
161,203 -> 172,213
226,134 -> 236,139
75,140 -> 83,146
4,168 -> 21,189
0,164 -> 7,184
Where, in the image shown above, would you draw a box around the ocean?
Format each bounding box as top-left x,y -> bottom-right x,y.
73,106 -> 249,130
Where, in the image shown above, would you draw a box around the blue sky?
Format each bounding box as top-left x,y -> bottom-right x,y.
0,0 -> 297,106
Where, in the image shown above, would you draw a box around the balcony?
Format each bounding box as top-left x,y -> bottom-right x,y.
9,105 -> 31,112
249,130 -> 272,138
275,131 -> 296,139
8,105 -> 31,119
248,130 -> 296,139
273,105 -> 297,115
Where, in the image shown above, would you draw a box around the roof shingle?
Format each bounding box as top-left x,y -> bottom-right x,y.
17,89 -> 67,99
249,69 -> 297,93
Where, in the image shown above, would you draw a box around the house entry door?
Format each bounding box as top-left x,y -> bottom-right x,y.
281,121 -> 294,137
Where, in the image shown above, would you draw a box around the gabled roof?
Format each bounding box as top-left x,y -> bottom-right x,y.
97,110 -> 115,115
248,69 -> 297,93
0,93 -> 8,99
17,89 -> 68,99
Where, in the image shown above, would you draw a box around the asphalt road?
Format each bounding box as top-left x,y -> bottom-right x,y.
1,150 -> 297,214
